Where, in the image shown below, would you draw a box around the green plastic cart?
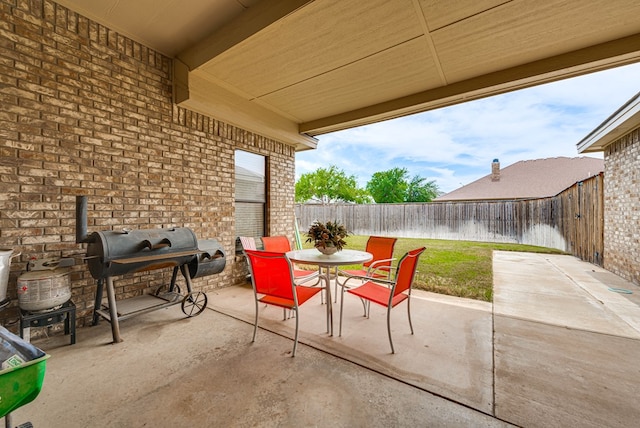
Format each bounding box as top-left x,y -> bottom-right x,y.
0,326 -> 49,427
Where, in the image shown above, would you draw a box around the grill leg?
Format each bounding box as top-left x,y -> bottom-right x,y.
92,278 -> 104,326
180,264 -> 193,294
170,266 -> 179,292
105,277 -> 123,343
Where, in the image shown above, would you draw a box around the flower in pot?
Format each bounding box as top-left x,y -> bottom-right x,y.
306,220 -> 348,255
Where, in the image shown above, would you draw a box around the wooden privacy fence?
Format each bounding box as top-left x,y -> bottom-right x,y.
296,173 -> 604,266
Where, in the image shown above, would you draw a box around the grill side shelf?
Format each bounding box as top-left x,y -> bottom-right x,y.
110,250 -> 200,264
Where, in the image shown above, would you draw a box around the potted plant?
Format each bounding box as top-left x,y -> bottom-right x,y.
306,220 -> 349,255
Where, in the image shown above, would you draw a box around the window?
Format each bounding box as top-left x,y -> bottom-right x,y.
235,150 -> 266,243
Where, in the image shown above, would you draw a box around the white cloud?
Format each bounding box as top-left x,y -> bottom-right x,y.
296,62 -> 640,193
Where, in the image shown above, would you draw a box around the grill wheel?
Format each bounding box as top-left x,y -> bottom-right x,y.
181,291 -> 208,317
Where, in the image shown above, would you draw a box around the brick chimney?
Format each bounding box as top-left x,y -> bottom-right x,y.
491,159 -> 500,182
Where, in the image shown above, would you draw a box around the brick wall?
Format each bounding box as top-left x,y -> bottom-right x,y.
604,128 -> 640,285
0,0 -> 296,329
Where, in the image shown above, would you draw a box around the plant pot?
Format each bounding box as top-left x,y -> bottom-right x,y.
316,246 -> 337,256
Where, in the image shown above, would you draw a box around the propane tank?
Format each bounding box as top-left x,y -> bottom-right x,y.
17,258 -> 74,312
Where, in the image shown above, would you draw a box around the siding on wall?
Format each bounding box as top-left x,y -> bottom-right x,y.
604,128 -> 640,285
0,0 -> 297,329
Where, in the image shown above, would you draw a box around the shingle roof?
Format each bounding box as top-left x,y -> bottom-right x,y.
436,157 -> 604,201
577,91 -> 640,153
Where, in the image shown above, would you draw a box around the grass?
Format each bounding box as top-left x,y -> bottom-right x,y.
300,235 -> 565,302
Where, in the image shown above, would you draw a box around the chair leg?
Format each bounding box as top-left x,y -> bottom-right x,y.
292,307 -> 299,357
338,281 -> 366,337
339,282 -> 345,336
387,306 -> 395,354
319,267 -> 326,304
252,299 -> 259,343
407,297 -> 414,335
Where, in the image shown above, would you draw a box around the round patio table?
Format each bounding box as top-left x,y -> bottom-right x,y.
286,249 -> 372,336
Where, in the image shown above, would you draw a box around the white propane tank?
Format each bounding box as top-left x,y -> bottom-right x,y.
17,258 -> 73,312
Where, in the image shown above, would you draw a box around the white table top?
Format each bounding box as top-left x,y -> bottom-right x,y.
286,249 -> 372,266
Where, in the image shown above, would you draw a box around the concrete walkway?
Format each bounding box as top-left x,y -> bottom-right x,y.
9,251 -> 640,427
492,251 -> 640,428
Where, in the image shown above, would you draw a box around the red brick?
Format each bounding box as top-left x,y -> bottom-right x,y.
0,0 -> 296,331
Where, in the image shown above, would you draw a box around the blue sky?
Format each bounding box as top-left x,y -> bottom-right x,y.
295,62 -> 640,194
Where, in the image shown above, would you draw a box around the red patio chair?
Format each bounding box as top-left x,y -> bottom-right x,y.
244,249 -> 322,357
339,247 -> 426,354
262,236 -> 319,285
261,235 -> 292,253
336,236 -> 397,301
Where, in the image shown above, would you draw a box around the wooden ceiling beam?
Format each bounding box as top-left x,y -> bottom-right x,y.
300,32 -> 640,136
176,0 -> 315,70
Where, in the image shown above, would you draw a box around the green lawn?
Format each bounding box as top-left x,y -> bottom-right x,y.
301,235 -> 565,302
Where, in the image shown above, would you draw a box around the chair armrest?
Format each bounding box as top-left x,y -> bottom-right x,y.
338,258 -> 396,277
369,258 -> 396,268
366,258 -> 396,277
294,270 -> 320,286
341,274 -> 395,289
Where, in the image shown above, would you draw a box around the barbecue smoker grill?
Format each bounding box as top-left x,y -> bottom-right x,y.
76,196 -> 225,343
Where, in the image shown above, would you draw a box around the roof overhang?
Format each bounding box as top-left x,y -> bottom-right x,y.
54,0 -> 640,151
577,92 -> 640,153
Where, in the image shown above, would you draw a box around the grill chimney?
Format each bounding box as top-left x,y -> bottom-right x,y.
491,159 -> 500,182
76,195 -> 93,243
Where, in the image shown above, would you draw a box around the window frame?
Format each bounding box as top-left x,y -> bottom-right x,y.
235,150 -> 268,253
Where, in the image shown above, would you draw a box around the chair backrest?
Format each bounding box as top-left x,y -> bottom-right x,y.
392,247 -> 426,296
244,249 -> 295,301
364,236 -> 397,270
239,236 -> 257,251
262,236 -> 292,253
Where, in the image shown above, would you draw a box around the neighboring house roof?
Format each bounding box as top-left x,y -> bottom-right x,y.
436,157 -> 604,201
577,91 -> 640,153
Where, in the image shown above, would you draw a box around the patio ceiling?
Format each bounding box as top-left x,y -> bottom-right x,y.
55,0 -> 640,150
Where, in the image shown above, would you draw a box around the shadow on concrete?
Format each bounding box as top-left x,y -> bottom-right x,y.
10,252 -> 640,427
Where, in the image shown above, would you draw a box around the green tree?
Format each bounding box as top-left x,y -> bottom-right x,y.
295,165 -> 371,204
366,167 -> 440,203
405,175 -> 440,202
366,167 -> 407,203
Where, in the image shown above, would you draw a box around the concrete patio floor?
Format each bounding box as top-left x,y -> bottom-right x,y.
9,251 -> 640,427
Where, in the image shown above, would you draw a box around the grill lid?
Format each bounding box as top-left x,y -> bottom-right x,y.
85,228 -> 199,279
